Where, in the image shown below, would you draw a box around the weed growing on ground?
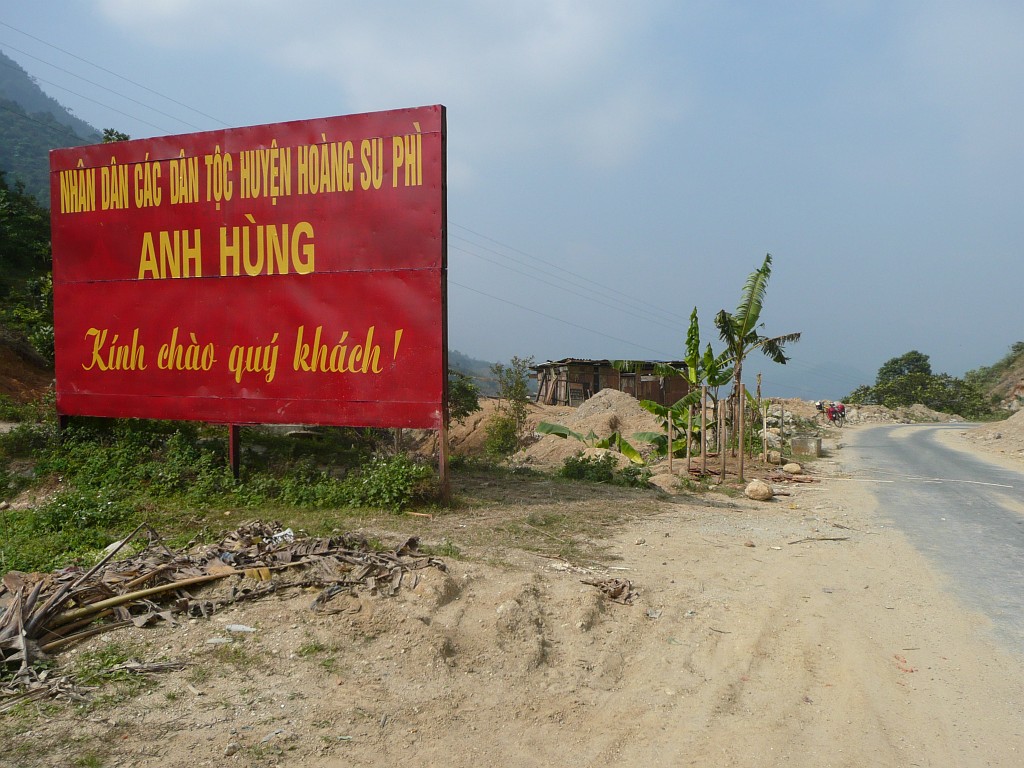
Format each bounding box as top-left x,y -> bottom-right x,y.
0,414 -> 442,571
70,641 -> 156,707
557,451 -> 652,487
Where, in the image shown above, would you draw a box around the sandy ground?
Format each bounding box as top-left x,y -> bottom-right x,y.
6,419 -> 1024,767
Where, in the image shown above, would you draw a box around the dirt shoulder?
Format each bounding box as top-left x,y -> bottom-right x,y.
6,427 -> 1024,767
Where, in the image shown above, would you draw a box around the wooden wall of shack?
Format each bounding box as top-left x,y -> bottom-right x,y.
533,359 -> 688,407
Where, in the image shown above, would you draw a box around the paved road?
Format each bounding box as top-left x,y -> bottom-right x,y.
840,423 -> 1024,654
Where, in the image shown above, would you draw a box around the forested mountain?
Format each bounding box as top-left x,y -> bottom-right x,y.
449,349 -> 497,395
0,49 -> 100,204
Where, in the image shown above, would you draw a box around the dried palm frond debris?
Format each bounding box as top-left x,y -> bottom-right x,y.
765,470 -> 817,484
1,520 -> 446,692
581,577 -> 637,605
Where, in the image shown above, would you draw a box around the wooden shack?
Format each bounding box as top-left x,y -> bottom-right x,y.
532,358 -> 689,407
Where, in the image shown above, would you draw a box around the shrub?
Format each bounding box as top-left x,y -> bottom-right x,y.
557,451 -> 653,487
484,413 -> 519,458
340,454 -> 436,512
558,451 -> 616,483
616,463 -> 652,488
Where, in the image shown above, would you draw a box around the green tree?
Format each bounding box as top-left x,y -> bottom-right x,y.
849,350 -> 991,418
0,170 -> 50,289
964,341 -> 1024,403
0,170 -> 53,360
484,355 -> 533,457
876,350 -> 931,387
614,307 -> 732,453
872,370 -> 933,409
103,128 -> 130,143
447,369 -> 481,426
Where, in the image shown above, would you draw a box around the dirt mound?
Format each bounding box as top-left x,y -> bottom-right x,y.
0,334 -> 52,403
962,409 -> 1024,462
412,398 -> 576,458
513,389 -> 664,469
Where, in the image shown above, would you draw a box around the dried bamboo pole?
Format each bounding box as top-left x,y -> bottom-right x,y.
47,571 -> 237,629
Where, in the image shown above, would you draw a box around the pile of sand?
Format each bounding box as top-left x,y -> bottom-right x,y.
512,388 -> 665,469
963,409 -> 1024,462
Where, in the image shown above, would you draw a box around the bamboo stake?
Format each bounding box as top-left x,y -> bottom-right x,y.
686,404 -> 693,471
668,411 -> 674,474
719,399 -> 726,484
762,398 -> 769,462
780,401 -> 786,457
701,386 -> 708,475
738,384 -> 746,483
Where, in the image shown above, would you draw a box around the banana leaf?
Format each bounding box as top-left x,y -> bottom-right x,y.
535,421 -> 598,444
593,432 -> 645,464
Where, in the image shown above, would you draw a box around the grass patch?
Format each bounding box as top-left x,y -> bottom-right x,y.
69,640 -> 158,709
0,415 -> 443,572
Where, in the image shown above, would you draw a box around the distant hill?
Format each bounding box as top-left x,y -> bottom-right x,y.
449,349 -> 497,396
0,49 -> 101,204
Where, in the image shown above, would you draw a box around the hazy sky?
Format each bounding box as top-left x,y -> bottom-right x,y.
3,1 -> 1022,399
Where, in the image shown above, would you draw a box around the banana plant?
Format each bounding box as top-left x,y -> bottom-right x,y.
613,307 -> 733,456
714,254 -> 801,406
535,421 -> 645,464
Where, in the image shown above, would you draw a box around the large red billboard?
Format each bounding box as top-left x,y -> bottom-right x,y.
49,106 -> 447,429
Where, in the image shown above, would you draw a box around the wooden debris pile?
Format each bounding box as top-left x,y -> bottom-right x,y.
0,521 -> 446,690
581,577 -> 637,604
765,469 -> 818,484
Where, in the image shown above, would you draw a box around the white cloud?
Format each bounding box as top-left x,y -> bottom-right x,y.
94,0 -> 677,174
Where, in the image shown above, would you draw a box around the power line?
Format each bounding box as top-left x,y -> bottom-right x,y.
0,21 -> 230,128
449,279 -> 678,360
450,221 -> 693,327
449,233 -> 686,333
0,54 -> 172,134
449,242 -> 680,333
0,40 -> 205,131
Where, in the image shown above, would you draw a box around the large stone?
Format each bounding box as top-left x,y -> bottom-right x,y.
782,462 -> 803,474
790,437 -> 821,457
744,479 -> 774,501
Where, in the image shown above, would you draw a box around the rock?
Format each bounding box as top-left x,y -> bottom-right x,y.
767,450 -> 783,464
744,479 -> 774,501
782,462 -> 803,474
225,624 -> 257,633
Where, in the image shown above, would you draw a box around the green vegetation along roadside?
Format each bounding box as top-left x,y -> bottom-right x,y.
0,411 -> 438,573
